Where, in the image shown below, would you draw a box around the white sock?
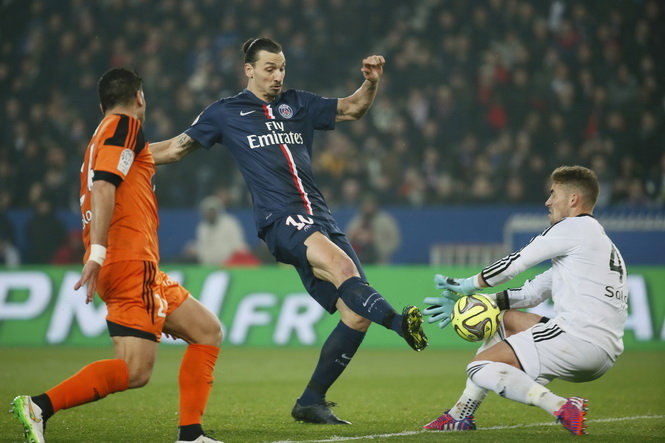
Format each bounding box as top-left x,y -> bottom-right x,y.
467,360 -> 566,415
447,316 -> 504,421
448,377 -> 488,420
526,383 -> 567,416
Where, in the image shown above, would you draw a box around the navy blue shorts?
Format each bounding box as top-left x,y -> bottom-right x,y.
260,213 -> 367,314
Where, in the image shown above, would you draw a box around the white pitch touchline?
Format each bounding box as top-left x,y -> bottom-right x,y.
266,414 -> 665,443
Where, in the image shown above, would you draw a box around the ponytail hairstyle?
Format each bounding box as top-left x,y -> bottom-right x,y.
241,37 -> 282,65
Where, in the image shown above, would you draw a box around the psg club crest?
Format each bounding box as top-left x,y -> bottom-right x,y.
278,104 -> 294,119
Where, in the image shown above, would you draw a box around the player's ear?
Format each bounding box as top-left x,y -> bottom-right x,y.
244,63 -> 253,79
135,89 -> 145,107
570,192 -> 579,207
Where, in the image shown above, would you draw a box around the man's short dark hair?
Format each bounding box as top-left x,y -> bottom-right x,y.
98,68 -> 143,113
551,165 -> 600,206
241,37 -> 282,64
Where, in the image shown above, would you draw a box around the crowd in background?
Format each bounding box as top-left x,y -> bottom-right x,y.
1,0 -> 664,263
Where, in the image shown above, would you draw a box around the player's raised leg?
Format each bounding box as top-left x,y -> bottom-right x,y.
306,232 -> 428,351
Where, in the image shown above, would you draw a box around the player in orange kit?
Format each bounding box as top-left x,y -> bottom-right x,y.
11,68 -> 223,443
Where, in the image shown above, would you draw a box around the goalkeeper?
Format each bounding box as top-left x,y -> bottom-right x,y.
422,165 -> 627,436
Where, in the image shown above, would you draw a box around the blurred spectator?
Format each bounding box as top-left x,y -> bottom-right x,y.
51,229 -> 85,264
503,175 -> 526,204
346,194 -> 401,264
0,190 -> 16,246
183,195 -> 255,266
0,0 -> 662,212
0,184 -> 20,266
645,154 -> 665,205
0,234 -> 20,267
590,154 -> 614,209
25,198 -> 67,263
623,177 -> 651,208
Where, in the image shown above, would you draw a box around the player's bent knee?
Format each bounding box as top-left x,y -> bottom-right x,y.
466,360 -> 492,382
325,251 -> 358,281
127,367 -> 153,389
192,315 -> 223,347
209,318 -> 223,347
341,310 -> 371,332
128,376 -> 150,389
338,257 -> 360,280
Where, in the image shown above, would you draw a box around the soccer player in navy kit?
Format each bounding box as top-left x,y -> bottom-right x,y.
150,37 -> 428,425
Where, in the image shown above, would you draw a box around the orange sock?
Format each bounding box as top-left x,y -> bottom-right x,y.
179,344 -> 219,426
46,359 -> 129,413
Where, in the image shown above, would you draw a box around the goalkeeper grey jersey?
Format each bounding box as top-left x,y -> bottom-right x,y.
482,214 -> 627,360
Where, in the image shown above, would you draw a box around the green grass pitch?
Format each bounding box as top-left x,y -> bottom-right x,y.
1,347 -> 664,442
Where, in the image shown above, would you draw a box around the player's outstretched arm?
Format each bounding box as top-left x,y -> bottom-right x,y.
150,133 -> 201,165
336,55 -> 385,122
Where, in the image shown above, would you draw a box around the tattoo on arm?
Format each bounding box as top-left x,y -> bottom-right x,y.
176,133 -> 200,154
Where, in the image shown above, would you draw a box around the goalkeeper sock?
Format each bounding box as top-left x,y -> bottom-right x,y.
448,377 -> 489,420
338,277 -> 399,332
46,359 -> 129,413
467,360 -> 566,415
299,320 -> 365,406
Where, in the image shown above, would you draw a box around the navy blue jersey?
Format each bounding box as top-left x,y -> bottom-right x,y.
186,89 -> 338,232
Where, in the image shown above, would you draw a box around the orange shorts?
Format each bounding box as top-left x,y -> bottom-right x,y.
97,261 -> 189,342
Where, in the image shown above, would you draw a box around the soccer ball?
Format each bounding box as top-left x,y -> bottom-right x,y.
451,294 -> 501,342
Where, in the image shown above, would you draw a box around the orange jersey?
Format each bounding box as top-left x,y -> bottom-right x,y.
79,114 -> 159,264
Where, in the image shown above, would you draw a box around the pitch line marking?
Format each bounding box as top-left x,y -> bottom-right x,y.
267,414 -> 665,443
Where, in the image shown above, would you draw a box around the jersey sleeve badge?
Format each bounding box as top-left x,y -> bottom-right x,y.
117,148 -> 135,175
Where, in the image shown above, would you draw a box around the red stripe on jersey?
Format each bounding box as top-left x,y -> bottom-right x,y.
262,104 -> 275,119
279,144 -> 313,215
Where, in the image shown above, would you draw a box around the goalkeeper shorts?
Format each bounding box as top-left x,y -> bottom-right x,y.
506,317 -> 614,385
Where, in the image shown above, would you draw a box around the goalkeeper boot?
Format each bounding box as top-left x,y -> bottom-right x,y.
423,409 -> 476,431
11,395 -> 46,443
291,398 -> 351,424
401,305 -> 429,351
555,397 -> 588,435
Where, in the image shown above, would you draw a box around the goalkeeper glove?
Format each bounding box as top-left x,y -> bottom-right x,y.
434,273 -> 480,295
423,289 -> 461,329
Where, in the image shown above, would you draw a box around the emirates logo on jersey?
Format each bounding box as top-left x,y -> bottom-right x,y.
278,104 -> 294,119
